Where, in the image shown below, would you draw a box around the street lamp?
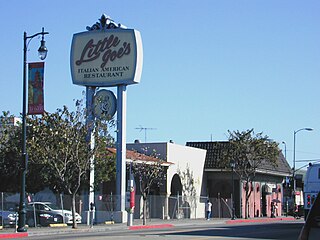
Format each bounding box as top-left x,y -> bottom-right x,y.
282,141 -> 287,160
17,28 -> 48,232
292,128 -> 313,209
282,141 -> 289,216
230,159 -> 236,220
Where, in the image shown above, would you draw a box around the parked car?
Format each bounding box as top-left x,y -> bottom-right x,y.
0,202 -> 19,227
26,205 -> 63,227
0,209 -> 17,227
27,202 -> 81,226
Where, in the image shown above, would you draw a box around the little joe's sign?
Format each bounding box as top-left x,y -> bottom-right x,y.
71,29 -> 143,87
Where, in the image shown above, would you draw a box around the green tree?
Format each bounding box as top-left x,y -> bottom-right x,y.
28,105 -> 91,228
0,111 -> 51,193
93,121 -> 116,189
0,111 -> 22,192
223,129 -> 279,219
0,105 -> 116,228
27,102 -> 115,228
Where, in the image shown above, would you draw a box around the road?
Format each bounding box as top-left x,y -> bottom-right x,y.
25,221 -> 304,240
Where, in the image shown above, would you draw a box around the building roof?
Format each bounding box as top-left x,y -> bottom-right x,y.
186,141 -> 292,176
106,147 -> 174,166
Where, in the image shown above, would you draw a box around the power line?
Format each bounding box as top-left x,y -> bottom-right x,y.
295,159 -> 320,163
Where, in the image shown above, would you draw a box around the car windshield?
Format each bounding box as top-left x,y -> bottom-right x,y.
45,203 -> 61,210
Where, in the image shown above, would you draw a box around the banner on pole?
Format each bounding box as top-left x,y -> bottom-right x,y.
28,62 -> 44,115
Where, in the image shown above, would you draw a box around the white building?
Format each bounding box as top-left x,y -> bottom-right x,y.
127,141 -> 207,219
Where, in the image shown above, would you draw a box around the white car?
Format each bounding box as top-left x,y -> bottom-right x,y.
28,202 -> 81,225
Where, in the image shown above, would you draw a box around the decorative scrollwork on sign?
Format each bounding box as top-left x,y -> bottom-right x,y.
86,14 -> 127,31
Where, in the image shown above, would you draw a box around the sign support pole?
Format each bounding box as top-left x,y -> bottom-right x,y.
86,86 -> 96,225
115,84 -> 127,222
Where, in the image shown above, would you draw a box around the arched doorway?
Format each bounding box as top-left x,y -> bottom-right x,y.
171,174 -> 182,195
169,174 -> 182,219
261,184 -> 272,217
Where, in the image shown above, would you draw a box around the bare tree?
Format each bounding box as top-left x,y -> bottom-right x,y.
129,151 -> 166,225
178,165 -> 197,217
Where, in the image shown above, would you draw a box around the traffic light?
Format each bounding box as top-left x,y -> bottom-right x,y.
307,195 -> 311,207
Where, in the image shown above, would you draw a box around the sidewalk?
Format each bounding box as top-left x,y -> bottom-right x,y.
0,217 -> 299,239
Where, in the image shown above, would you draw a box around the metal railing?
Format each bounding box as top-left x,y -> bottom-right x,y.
0,191 -> 236,227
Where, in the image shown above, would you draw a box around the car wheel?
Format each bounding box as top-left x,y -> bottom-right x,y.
56,215 -> 63,223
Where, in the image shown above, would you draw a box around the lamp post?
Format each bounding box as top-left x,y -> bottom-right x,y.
17,28 -> 48,232
292,128 -> 313,209
230,159 -> 235,220
282,141 -> 287,160
282,141 -> 289,216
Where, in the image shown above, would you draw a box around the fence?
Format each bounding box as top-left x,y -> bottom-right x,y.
166,194 -> 232,219
211,196 -> 233,218
0,191 -> 234,227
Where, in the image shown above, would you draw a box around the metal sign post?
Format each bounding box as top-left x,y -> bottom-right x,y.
115,85 -> 127,222
86,86 -> 96,225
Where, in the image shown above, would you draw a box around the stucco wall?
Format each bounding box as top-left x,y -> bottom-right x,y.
127,142 -> 207,219
127,142 -> 206,197
166,143 -> 206,196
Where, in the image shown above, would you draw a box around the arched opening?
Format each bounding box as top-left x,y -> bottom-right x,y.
261,184 -> 272,216
171,174 -> 182,195
169,174 -> 182,219
255,183 -> 260,217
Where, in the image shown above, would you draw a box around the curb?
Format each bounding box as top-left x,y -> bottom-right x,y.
105,221 -> 115,225
225,217 -> 296,224
0,233 -> 28,239
49,223 -> 68,228
0,217 -> 298,238
129,224 -> 174,230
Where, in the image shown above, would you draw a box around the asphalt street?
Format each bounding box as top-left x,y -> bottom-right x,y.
0,217 -> 304,240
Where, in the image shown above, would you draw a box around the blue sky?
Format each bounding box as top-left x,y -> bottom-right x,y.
0,0 -> 319,170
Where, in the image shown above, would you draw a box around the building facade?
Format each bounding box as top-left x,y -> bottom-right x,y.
187,141 -> 292,218
92,140 -> 292,222
127,142 -> 207,219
